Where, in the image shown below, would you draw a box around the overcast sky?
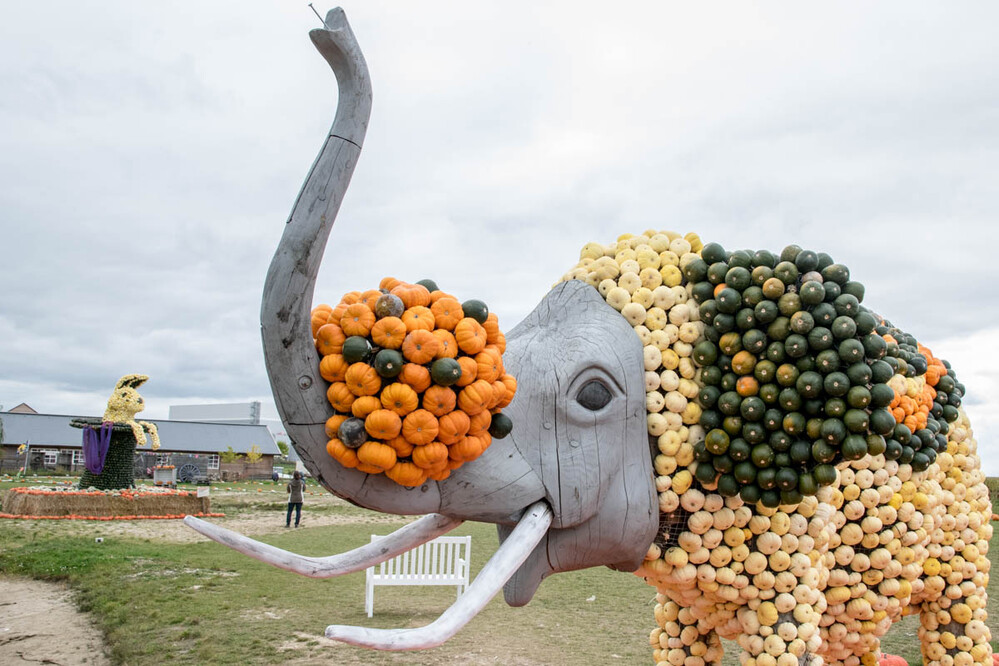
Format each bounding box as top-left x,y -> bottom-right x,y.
2,1 -> 996,474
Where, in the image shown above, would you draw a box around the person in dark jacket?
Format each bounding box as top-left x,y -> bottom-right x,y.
285,470 -> 306,528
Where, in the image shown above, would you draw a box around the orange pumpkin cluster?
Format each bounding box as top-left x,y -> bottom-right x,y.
884,337 -> 944,433
0,512 -> 224,521
311,277 -> 517,487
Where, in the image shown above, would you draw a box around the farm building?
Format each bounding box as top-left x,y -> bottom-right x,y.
0,411 -> 281,481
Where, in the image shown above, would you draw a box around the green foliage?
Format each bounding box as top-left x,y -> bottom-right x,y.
245,445 -> 263,464
275,440 -> 289,457
985,476 -> 999,505
219,446 -> 242,463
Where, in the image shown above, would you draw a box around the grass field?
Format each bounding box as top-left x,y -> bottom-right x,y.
1,476 -> 996,665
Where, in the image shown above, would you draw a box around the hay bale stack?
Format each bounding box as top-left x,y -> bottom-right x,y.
1,488 -> 210,518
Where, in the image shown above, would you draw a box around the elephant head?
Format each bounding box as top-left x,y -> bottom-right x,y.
185,8 -> 656,650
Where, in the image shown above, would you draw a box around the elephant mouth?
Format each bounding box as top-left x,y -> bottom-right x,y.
184,500 -> 554,650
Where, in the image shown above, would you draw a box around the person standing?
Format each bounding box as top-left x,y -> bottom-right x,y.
285,470 -> 306,528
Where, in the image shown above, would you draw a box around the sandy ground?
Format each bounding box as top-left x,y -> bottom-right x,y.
0,577 -> 111,666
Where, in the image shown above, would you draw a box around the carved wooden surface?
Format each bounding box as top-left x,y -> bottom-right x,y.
497,280 -> 657,605
257,9 -> 656,613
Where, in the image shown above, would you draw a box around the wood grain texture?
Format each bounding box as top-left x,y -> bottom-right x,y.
260,10 -> 443,515
183,513 -> 462,578
497,281 -> 658,605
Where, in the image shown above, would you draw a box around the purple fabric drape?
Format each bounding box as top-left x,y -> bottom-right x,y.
82,421 -> 113,475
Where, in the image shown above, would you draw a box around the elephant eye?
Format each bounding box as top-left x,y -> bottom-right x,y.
577,379 -> 612,411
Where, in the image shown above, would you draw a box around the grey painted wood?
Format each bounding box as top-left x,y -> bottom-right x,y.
495,281 -> 658,606
260,9 -> 444,515
183,513 -> 462,577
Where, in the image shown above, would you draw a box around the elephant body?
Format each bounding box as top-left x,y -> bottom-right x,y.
637,412 -> 991,666
558,232 -> 993,666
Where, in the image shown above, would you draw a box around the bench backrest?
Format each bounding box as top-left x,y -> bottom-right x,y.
368,534 -> 471,582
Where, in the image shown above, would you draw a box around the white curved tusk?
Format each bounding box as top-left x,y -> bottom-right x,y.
183,513 -> 463,578
324,501 -> 553,650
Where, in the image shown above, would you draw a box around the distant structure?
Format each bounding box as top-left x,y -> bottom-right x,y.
169,401 -> 261,425
7,403 -> 38,414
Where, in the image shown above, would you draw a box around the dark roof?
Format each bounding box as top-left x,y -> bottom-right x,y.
0,412 -> 280,455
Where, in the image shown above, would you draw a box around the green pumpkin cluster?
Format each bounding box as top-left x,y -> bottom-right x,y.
686,243 -> 900,507
875,318 -> 965,471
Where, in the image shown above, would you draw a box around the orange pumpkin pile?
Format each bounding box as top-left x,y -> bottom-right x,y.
312,278 -> 517,487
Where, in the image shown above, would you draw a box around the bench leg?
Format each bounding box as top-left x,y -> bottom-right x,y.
366,579 -> 374,618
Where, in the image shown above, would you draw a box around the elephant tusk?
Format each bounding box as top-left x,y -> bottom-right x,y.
182,513 -> 463,578
324,501 -> 554,650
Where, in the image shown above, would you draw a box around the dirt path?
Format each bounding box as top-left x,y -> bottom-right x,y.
0,577 -> 111,666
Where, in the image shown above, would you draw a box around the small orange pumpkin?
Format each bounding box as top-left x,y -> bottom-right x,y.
398,364 -> 432,393
326,438 -> 359,468
454,318 -> 488,355
390,283 -> 432,309
402,409 -> 439,445
341,291 -> 363,305
412,441 -> 449,470
345,362 -> 381,396
490,380 -> 509,408
325,414 -> 348,438
385,461 -> 428,487
430,297 -> 464,331
311,312 -> 330,337
379,276 -> 402,291
380,382 -> 420,416
357,441 -> 397,471
360,289 -> 384,310
432,330 -> 458,359
474,347 -> 503,383
454,356 -> 478,387
437,410 -> 470,445
365,409 -> 402,440
315,323 -> 346,356
340,303 -> 376,337
319,354 -> 349,382
329,302 -> 349,324
427,466 -> 452,481
483,312 -> 502,341
401,306 -> 436,332
402,329 -> 441,364
422,385 -> 457,417
878,655 -> 908,666
326,382 -> 356,412
385,435 -> 414,458
497,373 -> 517,408
351,395 -> 382,418
458,380 -> 493,416
355,462 -> 385,475
468,410 -> 492,435
428,290 -> 457,305
370,316 -> 407,349
448,433 -> 490,462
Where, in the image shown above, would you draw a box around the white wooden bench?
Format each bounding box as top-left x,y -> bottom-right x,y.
365,534 -> 471,617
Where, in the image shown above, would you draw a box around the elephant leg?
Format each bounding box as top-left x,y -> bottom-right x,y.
652,594 -> 725,666
735,601 -> 825,666
916,593 -> 993,666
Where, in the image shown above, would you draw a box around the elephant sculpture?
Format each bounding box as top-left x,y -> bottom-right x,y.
185,9 -> 993,666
